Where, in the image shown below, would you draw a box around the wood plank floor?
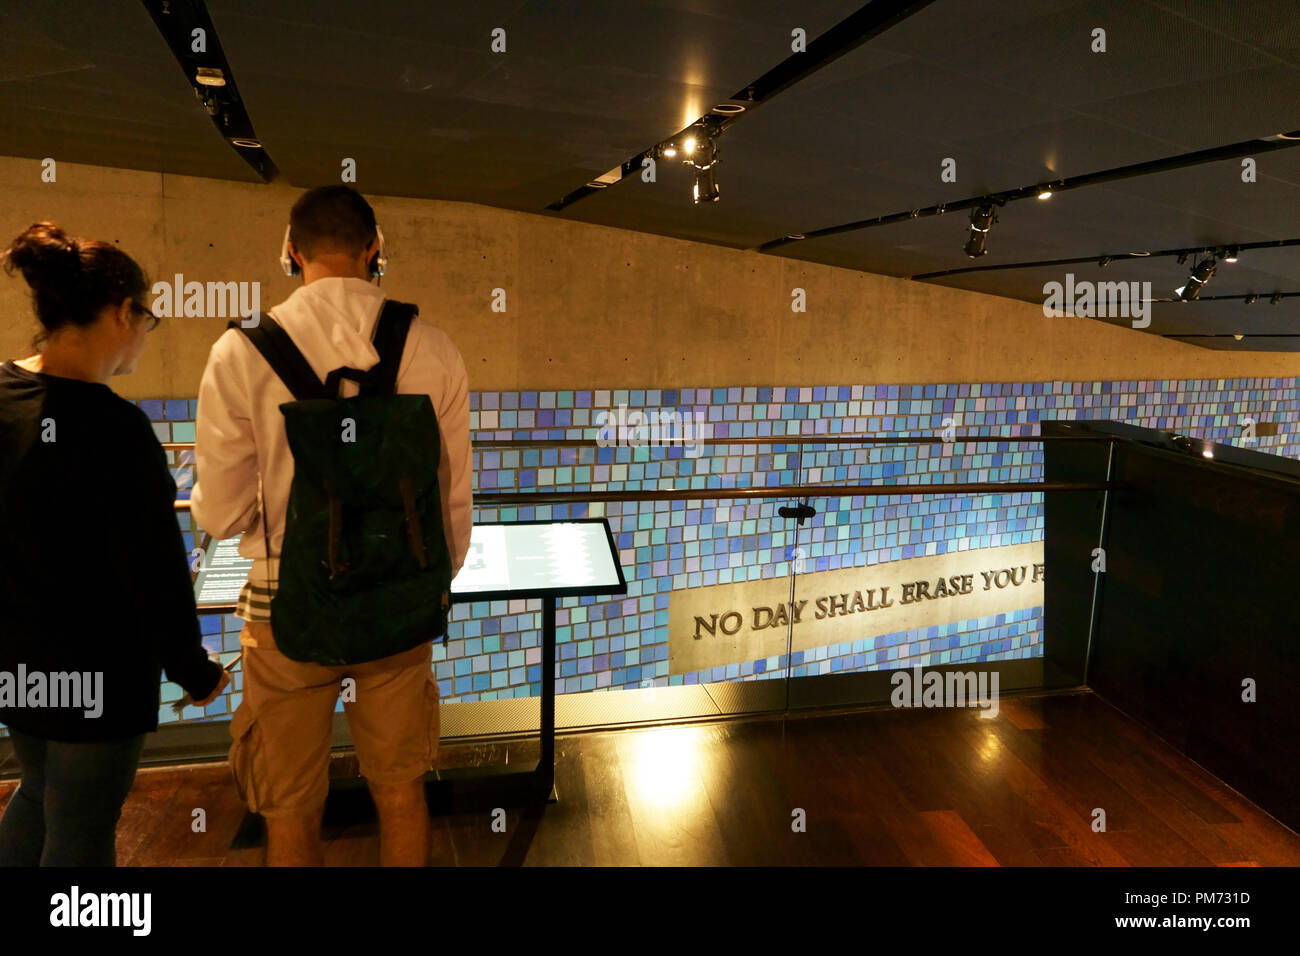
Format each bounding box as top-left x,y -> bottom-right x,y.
2,689 -> 1297,866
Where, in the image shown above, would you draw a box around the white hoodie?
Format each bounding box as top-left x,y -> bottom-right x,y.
190,277 -> 472,613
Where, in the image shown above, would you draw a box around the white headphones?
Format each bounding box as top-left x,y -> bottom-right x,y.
280,224 -> 387,278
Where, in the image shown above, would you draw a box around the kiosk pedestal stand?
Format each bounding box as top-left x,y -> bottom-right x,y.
225,519 -> 627,846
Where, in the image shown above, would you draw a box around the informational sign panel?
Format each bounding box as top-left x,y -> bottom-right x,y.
192,534 -> 255,609
452,520 -> 624,599
190,520 -> 626,609
668,541 -> 1045,674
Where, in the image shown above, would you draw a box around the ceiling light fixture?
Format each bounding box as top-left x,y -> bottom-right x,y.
1175,257 -> 1217,301
1272,292 -> 1284,305
684,131 -> 721,204
680,119 -> 725,205
1036,186 -> 1052,199
1098,255 -> 1111,267
964,203 -> 997,258
1245,293 -> 1258,304
1223,245 -> 1240,262
195,67 -> 226,87
586,166 -> 622,189
693,163 -> 719,203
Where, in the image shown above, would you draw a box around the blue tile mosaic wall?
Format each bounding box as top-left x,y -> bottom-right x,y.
40,378 -> 1300,730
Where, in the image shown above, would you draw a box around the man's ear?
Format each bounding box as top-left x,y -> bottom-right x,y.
288,240 -> 305,270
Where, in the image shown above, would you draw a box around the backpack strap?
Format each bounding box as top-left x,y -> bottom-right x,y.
361,300 -> 418,397
226,315 -> 326,401
227,300 -> 416,400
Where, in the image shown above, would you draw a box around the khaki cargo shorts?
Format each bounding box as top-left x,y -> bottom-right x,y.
228,621 -> 440,818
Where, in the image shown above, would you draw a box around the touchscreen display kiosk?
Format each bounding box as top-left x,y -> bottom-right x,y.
451,519 -> 625,600
189,519 -> 626,610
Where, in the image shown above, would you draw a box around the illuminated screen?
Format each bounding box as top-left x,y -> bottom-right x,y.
192,533 -> 255,609
451,521 -> 624,597
189,520 -> 624,609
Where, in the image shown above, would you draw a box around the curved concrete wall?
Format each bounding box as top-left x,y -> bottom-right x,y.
2,156 -> 1297,398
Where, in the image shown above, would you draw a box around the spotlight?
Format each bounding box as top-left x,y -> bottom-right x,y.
195,67 -> 226,87
1272,292 -> 1283,305
689,138 -> 720,204
965,203 -> 996,258
1245,293 -> 1258,304
1223,245 -> 1239,262
1098,255 -> 1112,267
1233,334 -> 1244,341
1175,257 -> 1216,301
662,144 -> 677,158
1176,252 -> 1190,265
1036,186 -> 1052,200
682,136 -> 697,156
693,162 -> 720,203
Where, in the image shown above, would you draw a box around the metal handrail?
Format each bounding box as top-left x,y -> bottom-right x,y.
166,432 -> 1117,510
172,480 -> 1116,511
162,433 -> 1113,452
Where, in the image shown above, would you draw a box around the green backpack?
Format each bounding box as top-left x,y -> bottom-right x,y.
227,299 -> 452,665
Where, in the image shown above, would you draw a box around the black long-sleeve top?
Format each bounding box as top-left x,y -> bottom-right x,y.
0,359 -> 221,742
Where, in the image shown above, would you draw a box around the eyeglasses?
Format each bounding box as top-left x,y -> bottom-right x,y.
132,301 -> 160,332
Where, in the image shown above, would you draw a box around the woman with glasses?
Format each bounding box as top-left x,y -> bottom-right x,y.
0,221 -> 227,866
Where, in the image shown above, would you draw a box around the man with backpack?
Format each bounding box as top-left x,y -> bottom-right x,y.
190,185 -> 472,865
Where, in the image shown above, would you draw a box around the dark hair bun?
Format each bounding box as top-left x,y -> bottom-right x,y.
3,221 -> 83,293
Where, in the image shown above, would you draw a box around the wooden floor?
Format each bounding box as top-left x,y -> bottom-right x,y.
2,689 -> 1298,865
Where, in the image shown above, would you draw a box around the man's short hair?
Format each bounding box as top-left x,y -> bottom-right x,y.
289,185 -> 377,260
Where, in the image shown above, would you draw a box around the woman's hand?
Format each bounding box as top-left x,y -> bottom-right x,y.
192,669 -> 232,708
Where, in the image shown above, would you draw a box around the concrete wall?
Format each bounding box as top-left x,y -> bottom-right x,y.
2,155 -> 1296,399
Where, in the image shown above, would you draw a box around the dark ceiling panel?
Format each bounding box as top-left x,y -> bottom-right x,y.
552,0 -> 1300,349
208,0 -> 866,206
881,0 -> 1289,134
0,1 -> 259,181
